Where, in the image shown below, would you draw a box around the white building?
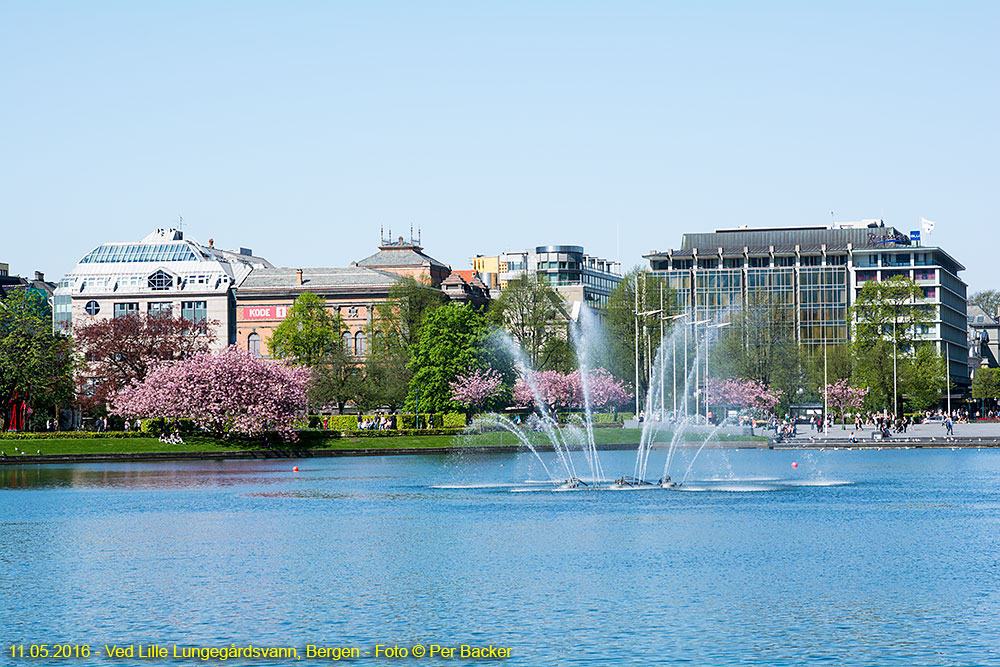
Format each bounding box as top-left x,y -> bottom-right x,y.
53,228 -> 272,347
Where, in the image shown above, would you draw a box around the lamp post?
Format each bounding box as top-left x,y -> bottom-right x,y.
892,318 -> 898,418
945,342 -> 951,416
637,306 -> 666,418
689,319 -> 711,418
704,321 -> 732,422
661,312 -> 687,417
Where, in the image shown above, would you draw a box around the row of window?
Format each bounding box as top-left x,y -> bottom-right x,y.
80,243 -> 200,264
83,300 -> 208,321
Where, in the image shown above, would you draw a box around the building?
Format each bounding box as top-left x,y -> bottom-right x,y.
235,267 -> 403,358
440,270 -> 490,308
0,263 -> 56,307
644,220 -> 969,389
967,304 -> 999,378
53,228 -> 272,347
234,234 -> 465,358
354,232 -> 451,287
473,245 -> 622,307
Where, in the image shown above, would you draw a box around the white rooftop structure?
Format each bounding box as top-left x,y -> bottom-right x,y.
54,228 -> 272,347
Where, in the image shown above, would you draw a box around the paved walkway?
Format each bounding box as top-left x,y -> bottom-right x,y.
780,421 -> 1000,442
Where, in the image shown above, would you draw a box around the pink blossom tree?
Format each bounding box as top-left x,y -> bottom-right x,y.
825,379 -> 868,422
512,368 -> 632,412
707,377 -> 783,413
571,368 -> 633,410
449,368 -> 503,414
111,346 -> 310,441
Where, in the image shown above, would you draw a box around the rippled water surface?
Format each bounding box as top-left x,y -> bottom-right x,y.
2,448 -> 999,666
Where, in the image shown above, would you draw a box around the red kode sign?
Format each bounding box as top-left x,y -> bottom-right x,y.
242,305 -> 289,320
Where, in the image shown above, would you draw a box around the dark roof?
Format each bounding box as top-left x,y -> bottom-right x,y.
238,267 -> 401,292
356,246 -> 449,270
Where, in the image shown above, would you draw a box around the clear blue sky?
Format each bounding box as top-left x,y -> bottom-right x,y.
2,2 -> 997,291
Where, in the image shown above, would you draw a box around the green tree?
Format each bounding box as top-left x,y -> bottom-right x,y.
901,344 -> 945,412
352,341 -> 411,413
488,274 -> 570,371
373,276 -> 448,352
972,367 -> 1000,401
268,293 -> 344,367
309,357 -> 362,414
603,268 -> 675,402
0,289 -> 75,429
268,293 -> 358,412
851,276 -> 931,414
969,289 -> 1000,318
406,303 -> 488,413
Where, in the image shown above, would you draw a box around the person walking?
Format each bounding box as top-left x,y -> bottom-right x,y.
945,416 -> 954,436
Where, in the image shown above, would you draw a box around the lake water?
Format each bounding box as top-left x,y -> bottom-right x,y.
2,448 -> 999,666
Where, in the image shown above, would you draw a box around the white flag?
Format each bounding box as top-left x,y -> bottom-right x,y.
921,217 -> 936,234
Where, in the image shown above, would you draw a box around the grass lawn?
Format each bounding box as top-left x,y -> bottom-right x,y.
1,428 -> 765,457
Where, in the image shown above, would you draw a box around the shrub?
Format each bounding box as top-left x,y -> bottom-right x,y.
0,431 -> 149,440
442,413 -> 466,428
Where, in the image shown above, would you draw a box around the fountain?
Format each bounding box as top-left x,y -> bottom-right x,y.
475,303 -> 739,491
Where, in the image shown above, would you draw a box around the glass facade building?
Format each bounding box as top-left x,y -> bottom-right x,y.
645,221 -> 969,387
477,245 -> 622,308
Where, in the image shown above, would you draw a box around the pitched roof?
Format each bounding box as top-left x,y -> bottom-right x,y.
238,266 -> 401,292
355,246 -> 450,270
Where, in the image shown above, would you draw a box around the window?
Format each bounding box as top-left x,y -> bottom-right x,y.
181,301 -> 207,322
113,302 -> 138,317
148,302 -> 172,315
148,270 -> 173,291
922,287 -> 936,298
343,331 -> 354,355
748,256 -> 769,267
774,256 -> 795,266
248,332 -> 261,357
355,332 -> 366,356
85,300 -> 100,316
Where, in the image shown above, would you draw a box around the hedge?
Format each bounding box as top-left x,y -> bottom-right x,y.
306,413 -> 466,432
0,431 -> 149,440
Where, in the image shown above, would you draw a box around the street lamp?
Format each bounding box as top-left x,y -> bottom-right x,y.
704,321 -> 732,422
689,318 -> 711,418
660,312 -> 687,417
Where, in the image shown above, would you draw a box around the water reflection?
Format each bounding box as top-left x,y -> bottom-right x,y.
0,450 -> 999,666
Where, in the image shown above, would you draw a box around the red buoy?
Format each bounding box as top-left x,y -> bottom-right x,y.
791,462 -> 798,468
293,466 -> 299,472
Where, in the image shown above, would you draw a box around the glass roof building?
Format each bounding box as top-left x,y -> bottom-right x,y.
54,228 -> 273,347
645,220 -> 969,390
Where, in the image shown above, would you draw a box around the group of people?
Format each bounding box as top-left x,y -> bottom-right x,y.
158,431 -> 185,444
90,417 -> 142,433
358,415 -> 395,431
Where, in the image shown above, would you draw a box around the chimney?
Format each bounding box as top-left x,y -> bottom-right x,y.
296,269 -> 304,285
34,271 -> 44,282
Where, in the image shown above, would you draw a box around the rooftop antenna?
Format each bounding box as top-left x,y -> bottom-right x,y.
418,226 -> 422,245
380,225 -> 384,244
178,215 -> 184,233
410,222 -> 414,244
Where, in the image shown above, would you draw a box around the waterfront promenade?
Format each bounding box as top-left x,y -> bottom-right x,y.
774,421 -> 1000,447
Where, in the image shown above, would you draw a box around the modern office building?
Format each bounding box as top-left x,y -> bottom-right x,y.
53,228 -> 273,347
644,220 -> 969,389
473,245 -> 622,307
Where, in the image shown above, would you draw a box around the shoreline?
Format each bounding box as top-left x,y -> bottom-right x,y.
2,438 -> 999,465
